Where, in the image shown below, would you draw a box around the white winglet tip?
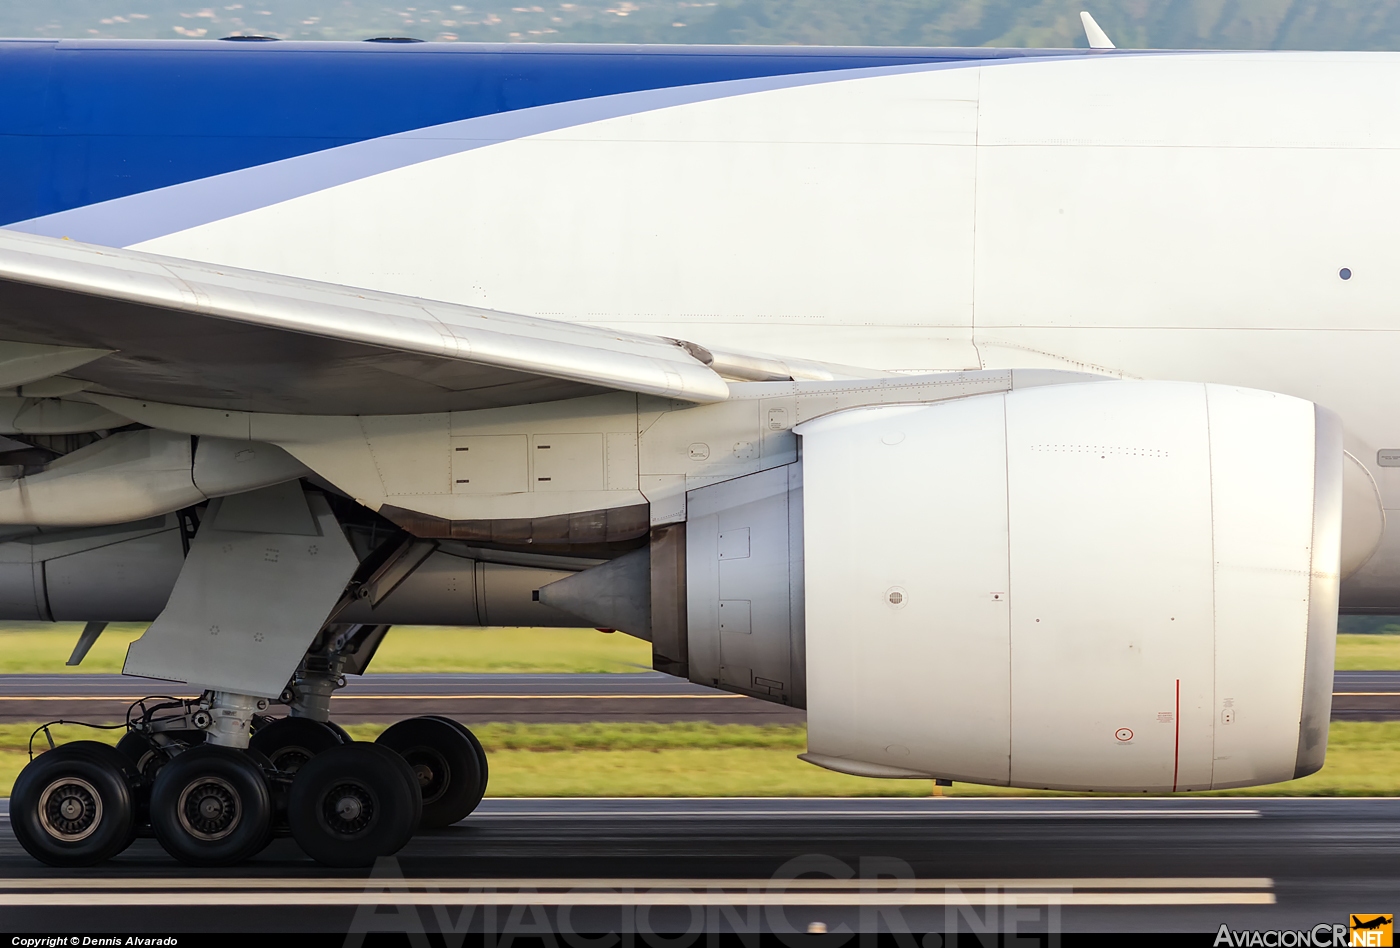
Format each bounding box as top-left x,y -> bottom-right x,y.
1080,11 -> 1116,49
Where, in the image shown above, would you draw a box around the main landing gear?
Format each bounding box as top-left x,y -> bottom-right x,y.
10,704 -> 489,869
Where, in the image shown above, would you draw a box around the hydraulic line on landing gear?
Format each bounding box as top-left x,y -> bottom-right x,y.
25,691 -> 244,762
25,719 -> 126,760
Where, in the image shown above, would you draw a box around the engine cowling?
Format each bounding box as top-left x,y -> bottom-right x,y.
684,380 -> 1340,792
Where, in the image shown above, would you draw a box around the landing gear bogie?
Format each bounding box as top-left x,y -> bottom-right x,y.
11,711 -> 490,868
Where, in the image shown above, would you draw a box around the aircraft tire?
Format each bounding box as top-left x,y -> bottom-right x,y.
288,742 -> 421,868
149,745 -> 274,867
11,741 -> 138,867
422,715 -> 489,818
249,716 -> 347,775
377,716 -> 487,828
423,716 -> 489,793
116,729 -> 203,775
240,746 -> 287,847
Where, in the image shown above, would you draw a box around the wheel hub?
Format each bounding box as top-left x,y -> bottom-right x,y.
403,747 -> 449,804
177,777 -> 241,841
38,778 -> 102,841
323,782 -> 374,835
270,745 -> 314,775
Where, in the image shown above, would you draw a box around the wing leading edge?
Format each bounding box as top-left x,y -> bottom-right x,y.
0,230 -> 730,413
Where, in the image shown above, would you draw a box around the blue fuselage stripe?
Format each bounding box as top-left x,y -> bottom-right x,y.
0,40 -> 1084,227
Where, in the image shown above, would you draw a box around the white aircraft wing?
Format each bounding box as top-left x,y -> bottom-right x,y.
0,230 -> 730,413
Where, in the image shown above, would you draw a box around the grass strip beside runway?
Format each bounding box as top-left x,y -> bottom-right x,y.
0,720 -> 1396,798
0,624 -> 652,674
0,625 -> 1393,673
1334,633 -> 1400,670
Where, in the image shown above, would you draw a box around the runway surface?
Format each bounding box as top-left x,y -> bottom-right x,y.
0,797 -> 1393,934
0,671 -> 801,723
0,671 -> 1395,723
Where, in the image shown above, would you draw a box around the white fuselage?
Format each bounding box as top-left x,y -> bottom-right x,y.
122,50 -> 1400,605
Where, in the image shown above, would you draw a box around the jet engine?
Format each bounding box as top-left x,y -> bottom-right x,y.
670,380 -> 1341,792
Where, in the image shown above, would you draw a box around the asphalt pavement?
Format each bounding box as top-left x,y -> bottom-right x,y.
0,671 -> 801,723
0,671 -> 1394,723
0,797 -> 1393,935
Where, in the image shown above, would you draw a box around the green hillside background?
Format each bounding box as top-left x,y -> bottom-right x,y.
6,0 -> 1400,50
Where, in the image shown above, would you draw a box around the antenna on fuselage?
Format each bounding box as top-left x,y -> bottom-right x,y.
1080,11 -> 1117,49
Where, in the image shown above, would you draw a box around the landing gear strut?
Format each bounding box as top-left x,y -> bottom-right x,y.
9,512 -> 493,868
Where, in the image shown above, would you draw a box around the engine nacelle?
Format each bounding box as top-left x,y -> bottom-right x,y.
683,381 -> 1340,791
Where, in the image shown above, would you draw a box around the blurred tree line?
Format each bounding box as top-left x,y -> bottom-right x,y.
1340,616 -> 1400,634
8,0 -> 1400,49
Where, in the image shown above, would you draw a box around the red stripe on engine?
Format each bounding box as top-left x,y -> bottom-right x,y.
1173,678 -> 1181,792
